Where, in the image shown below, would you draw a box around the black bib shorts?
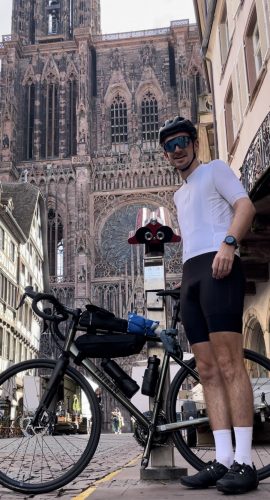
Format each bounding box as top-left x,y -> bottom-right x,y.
180,252 -> 246,345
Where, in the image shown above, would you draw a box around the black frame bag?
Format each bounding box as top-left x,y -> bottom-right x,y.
74,333 -> 146,358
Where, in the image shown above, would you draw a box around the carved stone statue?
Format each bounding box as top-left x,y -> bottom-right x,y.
2,134 -> 9,149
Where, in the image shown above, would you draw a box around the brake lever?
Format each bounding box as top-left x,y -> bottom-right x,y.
42,308 -> 53,332
16,293 -> 27,310
16,286 -> 37,310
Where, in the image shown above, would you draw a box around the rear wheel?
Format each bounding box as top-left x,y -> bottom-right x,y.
167,349 -> 270,480
0,359 -> 101,494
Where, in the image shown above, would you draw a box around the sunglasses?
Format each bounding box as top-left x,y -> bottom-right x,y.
163,136 -> 192,153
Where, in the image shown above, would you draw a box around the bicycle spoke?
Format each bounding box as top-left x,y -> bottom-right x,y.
0,359 -> 101,493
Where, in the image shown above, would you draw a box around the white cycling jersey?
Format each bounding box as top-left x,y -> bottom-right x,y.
173,160 -> 249,264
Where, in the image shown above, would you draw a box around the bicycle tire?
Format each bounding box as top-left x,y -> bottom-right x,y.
166,348 -> 270,480
0,359 -> 101,494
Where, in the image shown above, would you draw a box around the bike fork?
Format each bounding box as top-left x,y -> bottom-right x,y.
141,427 -> 156,468
32,355 -> 70,426
141,352 -> 170,468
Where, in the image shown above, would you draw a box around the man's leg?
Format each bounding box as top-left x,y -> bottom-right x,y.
191,341 -> 234,468
180,340 -> 233,489
209,332 -> 254,463
209,332 -> 258,493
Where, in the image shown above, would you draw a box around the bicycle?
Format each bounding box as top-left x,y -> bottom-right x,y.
0,286 -> 270,494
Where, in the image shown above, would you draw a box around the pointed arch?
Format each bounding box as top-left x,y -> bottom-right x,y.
104,81 -> 132,108
42,56 -> 60,84
136,73 -> 163,106
47,205 -> 64,279
22,65 -> 36,87
66,61 -> 79,82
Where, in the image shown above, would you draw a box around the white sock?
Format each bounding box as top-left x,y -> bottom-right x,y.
213,429 -> 234,468
233,426 -> 253,466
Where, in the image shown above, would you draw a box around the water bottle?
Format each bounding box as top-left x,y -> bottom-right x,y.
141,355 -> 160,396
101,358 -> 139,398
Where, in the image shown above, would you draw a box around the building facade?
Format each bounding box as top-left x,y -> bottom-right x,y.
0,0 -> 206,427
0,182 -> 49,376
194,0 -> 270,356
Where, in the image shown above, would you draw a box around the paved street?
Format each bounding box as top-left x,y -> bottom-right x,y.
0,433 -> 142,499
1,433 -> 270,499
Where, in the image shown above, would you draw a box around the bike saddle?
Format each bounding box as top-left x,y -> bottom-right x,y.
156,288 -> 180,300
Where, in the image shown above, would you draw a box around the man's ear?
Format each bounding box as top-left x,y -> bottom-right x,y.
194,139 -> 199,153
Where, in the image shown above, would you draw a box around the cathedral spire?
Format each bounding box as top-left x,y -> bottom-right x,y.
73,0 -> 101,35
11,1 -> 101,45
12,0 -> 36,44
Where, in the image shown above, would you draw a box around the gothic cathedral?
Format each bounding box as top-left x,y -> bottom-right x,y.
0,0 -> 205,427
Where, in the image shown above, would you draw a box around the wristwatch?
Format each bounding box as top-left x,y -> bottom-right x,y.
223,235 -> 238,248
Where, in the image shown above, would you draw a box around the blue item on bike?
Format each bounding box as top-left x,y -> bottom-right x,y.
127,313 -> 159,337
160,329 -> 182,357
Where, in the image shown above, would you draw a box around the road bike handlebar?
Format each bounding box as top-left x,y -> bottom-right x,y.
17,286 -> 73,322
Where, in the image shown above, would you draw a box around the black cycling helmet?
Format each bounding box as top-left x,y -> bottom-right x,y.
158,116 -> 197,145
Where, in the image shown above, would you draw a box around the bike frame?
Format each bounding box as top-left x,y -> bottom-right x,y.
31,307 -> 208,468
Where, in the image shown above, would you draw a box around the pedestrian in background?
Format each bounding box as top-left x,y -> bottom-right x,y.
111,407 -> 123,434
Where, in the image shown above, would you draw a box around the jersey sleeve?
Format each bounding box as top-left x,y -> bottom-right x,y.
212,160 -> 249,206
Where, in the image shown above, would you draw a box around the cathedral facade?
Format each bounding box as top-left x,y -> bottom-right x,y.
0,1 -> 205,428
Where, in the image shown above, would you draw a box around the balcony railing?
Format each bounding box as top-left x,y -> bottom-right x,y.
241,112 -> 270,193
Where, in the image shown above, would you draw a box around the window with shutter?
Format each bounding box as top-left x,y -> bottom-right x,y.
224,82 -> 235,153
244,5 -> 267,97
232,68 -> 241,133
219,3 -> 230,66
236,48 -> 249,117
255,0 -> 268,63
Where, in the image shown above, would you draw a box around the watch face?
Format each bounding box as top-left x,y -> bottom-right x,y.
225,236 -> 236,245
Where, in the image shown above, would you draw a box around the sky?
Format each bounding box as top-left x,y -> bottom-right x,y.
0,0 -> 196,37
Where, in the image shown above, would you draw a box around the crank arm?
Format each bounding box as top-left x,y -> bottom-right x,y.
156,416 -> 209,433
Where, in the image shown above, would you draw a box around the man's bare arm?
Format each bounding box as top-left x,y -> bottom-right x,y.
212,198 -> 256,279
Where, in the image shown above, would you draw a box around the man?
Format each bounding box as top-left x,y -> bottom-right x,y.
159,117 -> 257,494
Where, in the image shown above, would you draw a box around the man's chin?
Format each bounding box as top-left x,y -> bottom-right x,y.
174,161 -> 189,170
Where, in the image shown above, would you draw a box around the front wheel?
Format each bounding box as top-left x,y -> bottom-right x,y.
166,349 -> 270,480
0,359 -> 101,494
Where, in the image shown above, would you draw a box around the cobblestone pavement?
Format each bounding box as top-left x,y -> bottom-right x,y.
0,433 -> 142,500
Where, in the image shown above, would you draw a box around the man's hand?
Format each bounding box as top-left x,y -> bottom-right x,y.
212,244 -> 235,279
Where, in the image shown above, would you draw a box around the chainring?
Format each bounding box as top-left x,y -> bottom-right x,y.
132,410 -> 169,447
